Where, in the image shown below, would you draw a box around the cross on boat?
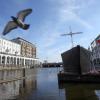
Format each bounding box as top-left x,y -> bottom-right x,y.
61,26 -> 82,48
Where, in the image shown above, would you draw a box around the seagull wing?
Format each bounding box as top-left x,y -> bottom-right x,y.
2,21 -> 18,35
17,8 -> 32,21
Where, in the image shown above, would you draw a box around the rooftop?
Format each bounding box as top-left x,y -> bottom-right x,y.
11,37 -> 36,47
91,34 -> 100,45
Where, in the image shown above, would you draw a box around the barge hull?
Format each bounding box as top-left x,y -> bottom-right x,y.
60,45 -> 100,83
58,73 -> 100,83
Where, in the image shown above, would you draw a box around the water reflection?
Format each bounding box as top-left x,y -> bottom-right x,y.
27,68 -> 65,100
0,68 -> 37,100
1,68 -> 100,100
0,81 -> 20,100
59,82 -> 100,100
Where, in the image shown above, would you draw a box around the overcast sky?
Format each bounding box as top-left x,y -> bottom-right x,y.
0,0 -> 100,62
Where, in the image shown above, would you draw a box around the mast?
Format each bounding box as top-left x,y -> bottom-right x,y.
61,26 -> 82,48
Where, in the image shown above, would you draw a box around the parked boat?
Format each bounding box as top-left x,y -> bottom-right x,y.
58,45 -> 100,83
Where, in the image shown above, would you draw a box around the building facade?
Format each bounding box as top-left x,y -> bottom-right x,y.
0,53 -> 40,68
90,34 -> 100,68
0,38 -> 21,56
11,37 -> 36,58
0,37 -> 41,68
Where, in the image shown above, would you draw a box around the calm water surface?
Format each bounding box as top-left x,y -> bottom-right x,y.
23,68 -> 65,100
1,68 -> 100,100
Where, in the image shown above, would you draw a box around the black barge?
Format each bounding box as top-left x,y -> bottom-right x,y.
58,45 -> 100,83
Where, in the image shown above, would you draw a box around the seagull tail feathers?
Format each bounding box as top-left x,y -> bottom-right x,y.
24,24 -> 30,30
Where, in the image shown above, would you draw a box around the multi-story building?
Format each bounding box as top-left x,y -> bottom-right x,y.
11,37 -> 36,58
0,38 -> 21,55
0,37 -> 41,68
90,34 -> 100,67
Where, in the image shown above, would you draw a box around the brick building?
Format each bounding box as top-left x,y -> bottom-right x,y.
11,37 -> 36,58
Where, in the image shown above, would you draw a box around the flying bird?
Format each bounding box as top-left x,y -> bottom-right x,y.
2,8 -> 32,35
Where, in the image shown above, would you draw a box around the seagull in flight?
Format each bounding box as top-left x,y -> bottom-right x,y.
2,8 -> 32,35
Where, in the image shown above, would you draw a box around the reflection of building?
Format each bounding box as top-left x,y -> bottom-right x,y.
90,35 -> 100,68
0,38 -> 21,55
11,37 -> 36,58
